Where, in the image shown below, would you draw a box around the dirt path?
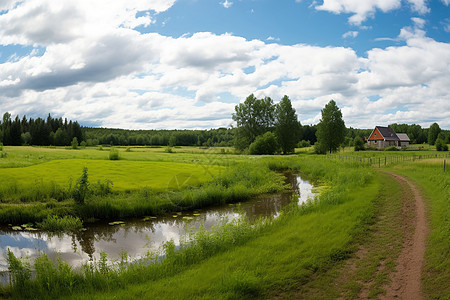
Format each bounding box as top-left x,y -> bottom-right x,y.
381,173 -> 428,300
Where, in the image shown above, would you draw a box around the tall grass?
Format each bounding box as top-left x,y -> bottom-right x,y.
37,215 -> 83,232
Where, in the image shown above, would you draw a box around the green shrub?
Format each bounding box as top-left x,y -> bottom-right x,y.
109,148 -> 120,160
384,146 -> 398,151
80,141 -> 87,148
165,147 -> 174,153
435,138 -> 448,151
314,142 -> 327,154
72,167 -> 89,204
354,136 -> 365,151
297,140 -> 311,148
0,142 -> 3,151
71,137 -> 78,149
249,132 -> 279,155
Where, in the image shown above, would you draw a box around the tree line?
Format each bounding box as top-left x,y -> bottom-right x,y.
0,112 -> 83,146
83,127 -> 235,147
1,107 -> 448,150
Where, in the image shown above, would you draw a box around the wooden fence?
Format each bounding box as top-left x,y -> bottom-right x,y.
326,153 -> 449,169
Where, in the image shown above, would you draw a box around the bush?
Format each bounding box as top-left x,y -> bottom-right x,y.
72,167 -> 89,204
384,146 -> 398,151
297,140 -> 311,148
0,142 -> 3,151
71,137 -> 79,149
435,138 -> 448,151
354,136 -> 365,151
80,141 -> 87,148
165,147 -> 174,153
314,142 -> 327,154
249,132 -> 279,155
109,148 -> 120,160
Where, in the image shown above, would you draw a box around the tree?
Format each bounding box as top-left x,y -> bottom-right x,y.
249,132 -> 279,155
354,136 -> 365,151
232,94 -> 275,151
275,95 -> 302,154
435,138 -> 448,151
428,122 -> 441,145
10,116 -> 22,146
71,137 -> 79,149
315,100 -> 346,154
168,135 -> 176,147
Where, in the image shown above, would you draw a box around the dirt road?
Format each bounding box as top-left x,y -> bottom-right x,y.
381,173 -> 428,300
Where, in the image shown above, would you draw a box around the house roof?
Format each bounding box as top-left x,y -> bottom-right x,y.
374,126 -> 399,141
396,133 -> 410,142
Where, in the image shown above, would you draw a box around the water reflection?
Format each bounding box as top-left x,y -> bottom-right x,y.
0,174 -> 315,273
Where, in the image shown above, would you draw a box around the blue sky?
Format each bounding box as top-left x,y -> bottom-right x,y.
0,0 -> 449,129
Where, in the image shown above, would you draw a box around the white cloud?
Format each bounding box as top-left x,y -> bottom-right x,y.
267,36 -> 280,41
0,2 -> 449,130
221,0 -> 233,9
343,31 -> 359,38
314,0 -> 429,25
442,18 -> 450,32
442,0 -> 450,5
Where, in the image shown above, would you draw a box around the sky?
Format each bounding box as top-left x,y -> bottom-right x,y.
0,0 -> 449,130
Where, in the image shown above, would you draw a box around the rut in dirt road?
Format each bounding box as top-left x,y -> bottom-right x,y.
382,173 -> 428,300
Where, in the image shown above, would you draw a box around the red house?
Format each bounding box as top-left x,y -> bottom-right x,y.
367,126 -> 410,149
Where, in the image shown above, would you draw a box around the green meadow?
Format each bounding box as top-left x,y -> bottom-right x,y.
0,146 -> 449,299
0,159 -> 223,192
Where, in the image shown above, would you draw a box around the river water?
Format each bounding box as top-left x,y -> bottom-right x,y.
0,173 -> 315,281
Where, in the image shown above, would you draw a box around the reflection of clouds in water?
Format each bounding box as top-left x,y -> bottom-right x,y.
297,177 -> 315,204
0,174 -> 316,272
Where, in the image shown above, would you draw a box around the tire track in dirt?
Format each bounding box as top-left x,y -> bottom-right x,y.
381,173 -> 428,300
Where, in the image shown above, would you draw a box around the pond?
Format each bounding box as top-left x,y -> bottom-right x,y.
0,173 -> 315,282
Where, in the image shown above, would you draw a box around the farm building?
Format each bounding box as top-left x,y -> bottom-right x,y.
366,126 -> 410,149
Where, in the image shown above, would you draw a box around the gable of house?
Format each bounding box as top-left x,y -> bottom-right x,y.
367,127 -> 385,141
367,126 -> 399,141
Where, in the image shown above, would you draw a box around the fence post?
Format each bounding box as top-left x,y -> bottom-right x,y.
385,156 -> 387,166
445,159 -> 446,172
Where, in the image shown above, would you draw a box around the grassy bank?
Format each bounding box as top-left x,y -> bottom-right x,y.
1,157 -> 379,299
0,147 -> 285,225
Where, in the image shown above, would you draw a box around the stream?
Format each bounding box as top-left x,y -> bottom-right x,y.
0,173 -> 315,282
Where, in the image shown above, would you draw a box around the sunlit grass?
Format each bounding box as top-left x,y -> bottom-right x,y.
0,159 -> 223,192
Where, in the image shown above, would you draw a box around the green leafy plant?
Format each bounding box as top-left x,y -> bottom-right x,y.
71,137 -> 79,149
72,167 -> 89,204
109,148 -> 120,160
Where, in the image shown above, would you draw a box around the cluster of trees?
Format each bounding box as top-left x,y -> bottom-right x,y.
83,127 -> 235,147
232,94 -> 302,154
0,113 -> 83,146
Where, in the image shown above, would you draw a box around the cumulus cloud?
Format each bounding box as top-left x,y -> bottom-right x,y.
220,0 -> 233,9
314,0 -> 429,25
0,2 -> 449,129
343,31 -> 358,38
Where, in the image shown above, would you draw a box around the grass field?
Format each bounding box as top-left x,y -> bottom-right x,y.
0,159 -> 223,192
1,146 -> 449,299
0,146 -> 284,225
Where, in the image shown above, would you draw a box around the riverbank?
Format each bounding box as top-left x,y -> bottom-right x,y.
1,156 -> 378,299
